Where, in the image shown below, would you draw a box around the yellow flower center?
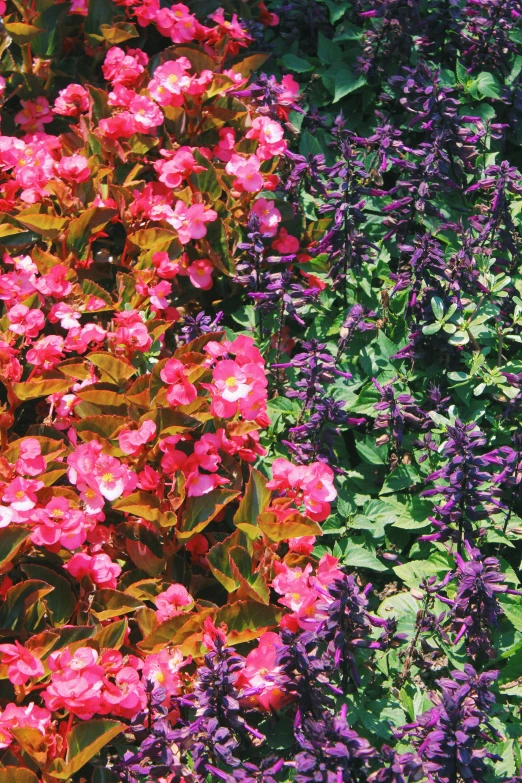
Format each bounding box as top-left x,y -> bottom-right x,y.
225,376 -> 236,387
102,472 -> 114,484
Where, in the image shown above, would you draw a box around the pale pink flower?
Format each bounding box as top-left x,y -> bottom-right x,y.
7,304 -> 44,338
118,419 -> 157,456
54,84 -> 90,116
0,641 -> 44,685
2,476 -> 43,511
155,583 -> 192,623
56,154 -> 90,183
15,438 -> 45,476
188,258 -> 213,290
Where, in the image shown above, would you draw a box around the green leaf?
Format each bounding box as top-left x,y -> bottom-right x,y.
4,22 -> 44,44
281,53 -> 314,72
228,546 -> 270,604
216,601 -> 281,645
0,580 -> 54,631
67,207 -> 117,257
16,214 -> 67,239
138,609 -> 213,654
84,0 -> 116,38
0,525 -> 31,569
499,598 -> 522,632
475,71 -> 503,98
178,489 -> 239,540
21,564 -> 75,626
93,618 -> 128,650
422,322 -> 441,335
431,296 -> 445,320
90,589 -> 143,621
380,465 -> 420,495
63,720 -> 124,777
208,535 -> 240,592
32,2 -> 70,57
233,467 -> 271,537
0,769 -> 39,783
13,377 -> 72,400
87,352 -> 136,384
343,545 -> 388,572
257,511 -> 321,542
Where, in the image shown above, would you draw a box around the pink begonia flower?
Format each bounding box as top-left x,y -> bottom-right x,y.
54,84 -> 90,116
251,198 -> 281,236
129,95 -> 164,131
56,154 -> 91,183
0,703 -> 51,749
152,251 -> 183,279
149,280 -> 172,310
185,470 -> 228,497
188,258 -> 213,290
0,641 -> 44,685
102,47 -> 148,86
147,58 -> 192,105
7,304 -> 45,338
213,127 -> 236,162
98,113 -> 136,139
272,228 -> 300,254
288,536 -> 316,555
15,438 -> 45,476
160,358 -> 197,406
92,454 -> 127,501
236,632 -> 288,711
213,360 -> 252,402
26,335 -> 64,370
142,648 -> 186,695
35,265 -> 72,298
118,419 -> 157,456
155,4 -> 199,42
113,311 -> 152,352
2,476 -> 44,511
108,84 -> 136,108
226,153 -> 263,192
100,666 -> 146,718
155,583 -> 192,623
167,201 -> 217,243
14,97 -> 53,132
64,552 -> 121,588
279,74 -> 300,105
48,302 -> 81,330
31,497 -> 94,551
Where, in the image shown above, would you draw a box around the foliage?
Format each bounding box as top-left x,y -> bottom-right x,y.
0,0 -> 521,782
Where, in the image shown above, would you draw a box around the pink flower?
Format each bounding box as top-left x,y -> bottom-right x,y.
118,419 -> 157,455
26,335 -> 64,369
35,265 -> 72,298
152,251 -> 182,279
3,476 -> 43,511
129,95 -> 164,131
0,703 -> 51,749
92,454 -> 127,501
102,47 -> 148,86
226,154 -> 263,193
142,648 -> 186,695
31,497 -> 93,550
251,198 -> 281,236
213,359 -> 252,402
7,304 -> 44,338
185,470 -> 229,497
236,632 -> 288,711
54,84 -> 90,116
160,358 -> 197,406
57,154 -> 90,183
213,127 -> 236,162
149,280 -> 172,310
15,438 -> 45,476
156,4 -> 199,42
0,641 -> 44,685
272,228 -> 300,254
188,258 -> 213,290
167,201 -> 218,243
147,58 -> 192,106
14,97 -> 53,132
155,583 -> 192,623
